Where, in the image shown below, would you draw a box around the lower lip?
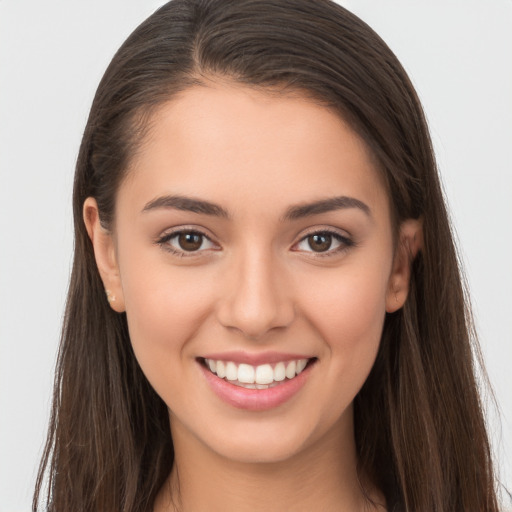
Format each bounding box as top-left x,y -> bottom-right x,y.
199,361 -> 314,411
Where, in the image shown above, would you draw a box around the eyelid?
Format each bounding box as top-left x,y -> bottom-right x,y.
155,226 -> 220,256
155,225 -> 354,258
291,227 -> 354,257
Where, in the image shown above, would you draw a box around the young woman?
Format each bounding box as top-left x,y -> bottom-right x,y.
33,0 -> 500,510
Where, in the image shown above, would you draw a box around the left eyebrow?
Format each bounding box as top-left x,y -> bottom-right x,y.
282,196 -> 372,221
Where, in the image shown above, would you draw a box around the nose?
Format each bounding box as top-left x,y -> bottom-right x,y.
216,247 -> 295,340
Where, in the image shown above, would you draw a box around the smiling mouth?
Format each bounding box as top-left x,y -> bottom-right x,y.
200,357 -> 317,389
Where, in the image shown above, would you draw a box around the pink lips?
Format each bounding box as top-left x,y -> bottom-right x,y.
199,353 -> 315,411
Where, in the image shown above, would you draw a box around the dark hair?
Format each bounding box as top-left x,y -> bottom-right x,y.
34,0 -> 499,510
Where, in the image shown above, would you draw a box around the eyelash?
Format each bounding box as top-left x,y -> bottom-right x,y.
156,228 -> 354,258
294,229 -> 354,258
156,228 -> 217,257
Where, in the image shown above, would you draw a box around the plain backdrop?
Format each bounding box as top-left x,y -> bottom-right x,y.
1,1 -> 511,510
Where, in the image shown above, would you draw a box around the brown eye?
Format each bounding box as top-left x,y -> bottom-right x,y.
294,230 -> 352,256
157,229 -> 217,256
307,233 -> 332,252
178,232 -> 203,251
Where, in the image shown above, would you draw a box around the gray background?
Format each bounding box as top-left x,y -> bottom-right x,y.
1,1 -> 511,509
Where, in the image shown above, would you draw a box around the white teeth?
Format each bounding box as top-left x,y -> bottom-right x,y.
216,360 -> 226,378
204,358 -> 311,385
255,364 -> 274,384
296,359 -> 307,374
238,363 -> 255,384
226,361 -> 238,381
285,361 -> 296,379
274,362 -> 286,382
233,382 -> 272,389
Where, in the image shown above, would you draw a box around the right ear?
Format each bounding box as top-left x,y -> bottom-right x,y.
83,197 -> 125,313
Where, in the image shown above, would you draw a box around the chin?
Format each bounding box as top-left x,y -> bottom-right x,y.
196,415 -> 330,466
212,437 -> 306,465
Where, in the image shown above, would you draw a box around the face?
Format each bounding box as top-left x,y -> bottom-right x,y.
86,83 -> 415,465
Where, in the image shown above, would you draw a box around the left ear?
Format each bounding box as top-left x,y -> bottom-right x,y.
386,218 -> 423,313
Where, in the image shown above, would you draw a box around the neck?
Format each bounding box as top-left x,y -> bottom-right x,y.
154,410 -> 384,512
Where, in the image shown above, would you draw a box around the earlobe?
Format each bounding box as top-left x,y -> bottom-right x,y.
83,197 -> 126,313
385,218 -> 423,313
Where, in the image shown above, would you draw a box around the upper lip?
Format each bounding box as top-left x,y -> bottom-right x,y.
200,351 -> 314,366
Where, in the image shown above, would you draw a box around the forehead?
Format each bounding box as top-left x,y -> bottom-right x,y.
120,83 -> 389,223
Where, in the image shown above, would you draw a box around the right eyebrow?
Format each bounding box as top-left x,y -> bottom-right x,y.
141,194 -> 230,218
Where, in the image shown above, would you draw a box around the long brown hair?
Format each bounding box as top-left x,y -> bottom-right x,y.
34,1 -> 499,510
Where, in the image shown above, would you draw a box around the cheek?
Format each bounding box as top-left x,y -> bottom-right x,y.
301,264 -> 389,373
118,254 -> 216,392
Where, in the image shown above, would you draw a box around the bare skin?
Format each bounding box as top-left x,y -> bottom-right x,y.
84,82 -> 420,511
154,407 -> 368,512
